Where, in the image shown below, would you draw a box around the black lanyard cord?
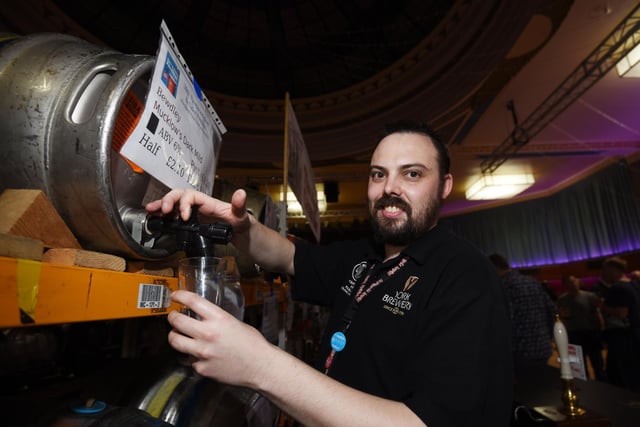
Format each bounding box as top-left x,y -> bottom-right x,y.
324,256 -> 409,374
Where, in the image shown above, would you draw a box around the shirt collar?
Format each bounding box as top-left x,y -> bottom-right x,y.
370,223 -> 447,266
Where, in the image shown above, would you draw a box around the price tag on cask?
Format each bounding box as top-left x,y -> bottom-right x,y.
120,21 -> 226,195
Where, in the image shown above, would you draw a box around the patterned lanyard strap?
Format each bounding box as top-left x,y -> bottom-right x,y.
324,256 -> 409,374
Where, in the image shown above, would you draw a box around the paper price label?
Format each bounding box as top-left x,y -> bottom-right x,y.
120,20 -> 225,195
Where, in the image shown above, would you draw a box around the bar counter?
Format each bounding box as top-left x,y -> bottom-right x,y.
512,365 -> 640,427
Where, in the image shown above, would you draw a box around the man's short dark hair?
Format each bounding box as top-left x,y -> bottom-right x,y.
380,120 -> 451,180
602,256 -> 627,271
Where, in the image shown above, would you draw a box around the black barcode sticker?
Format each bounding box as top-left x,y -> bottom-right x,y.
137,283 -> 170,309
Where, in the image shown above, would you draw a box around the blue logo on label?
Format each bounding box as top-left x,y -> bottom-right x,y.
161,52 -> 180,97
330,331 -> 346,352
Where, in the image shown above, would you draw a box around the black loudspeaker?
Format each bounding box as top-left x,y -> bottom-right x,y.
324,181 -> 339,203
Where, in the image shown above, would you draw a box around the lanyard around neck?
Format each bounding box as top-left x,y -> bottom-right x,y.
324,255 -> 409,374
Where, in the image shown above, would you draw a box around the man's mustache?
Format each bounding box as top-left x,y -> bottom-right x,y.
374,195 -> 410,211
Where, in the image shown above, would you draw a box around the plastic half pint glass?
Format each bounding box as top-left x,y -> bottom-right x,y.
178,257 -> 225,319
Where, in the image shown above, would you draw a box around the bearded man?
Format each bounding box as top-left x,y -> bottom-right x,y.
147,120 -> 513,427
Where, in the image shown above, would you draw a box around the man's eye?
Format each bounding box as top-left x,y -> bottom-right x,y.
406,170 -> 421,179
370,171 -> 385,180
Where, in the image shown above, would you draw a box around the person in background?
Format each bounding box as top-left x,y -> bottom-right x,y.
147,121 -> 514,426
592,256 -> 628,304
599,257 -> 640,391
489,254 -> 556,380
557,275 -> 606,381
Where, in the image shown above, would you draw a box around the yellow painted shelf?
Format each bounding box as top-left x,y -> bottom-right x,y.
0,256 -> 179,328
0,256 -> 288,328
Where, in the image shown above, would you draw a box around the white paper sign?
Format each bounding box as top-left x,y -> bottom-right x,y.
568,343 -> 588,380
120,21 -> 225,195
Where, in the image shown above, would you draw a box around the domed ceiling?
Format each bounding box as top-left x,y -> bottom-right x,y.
2,0 -> 639,221
0,0 -> 565,161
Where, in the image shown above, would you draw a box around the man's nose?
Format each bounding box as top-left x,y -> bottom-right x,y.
384,175 -> 401,196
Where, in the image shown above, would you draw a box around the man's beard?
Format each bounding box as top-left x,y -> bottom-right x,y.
370,193 -> 441,246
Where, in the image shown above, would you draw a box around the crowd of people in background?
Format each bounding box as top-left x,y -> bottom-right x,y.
490,253 -> 640,393
592,257 -> 640,391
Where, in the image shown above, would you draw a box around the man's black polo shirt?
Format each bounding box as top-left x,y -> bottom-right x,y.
292,224 -> 513,426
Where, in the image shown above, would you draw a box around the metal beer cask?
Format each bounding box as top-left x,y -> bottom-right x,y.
0,32 -> 174,259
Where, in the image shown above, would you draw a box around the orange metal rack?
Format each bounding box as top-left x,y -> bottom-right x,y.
0,256 -> 288,328
0,256 -> 179,328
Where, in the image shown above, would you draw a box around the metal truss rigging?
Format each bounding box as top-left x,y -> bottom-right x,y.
481,3 -> 640,174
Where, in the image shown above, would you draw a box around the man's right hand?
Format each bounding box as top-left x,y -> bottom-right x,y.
145,188 -> 251,235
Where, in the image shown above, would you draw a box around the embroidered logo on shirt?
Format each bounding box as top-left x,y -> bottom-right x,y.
403,276 -> 419,292
382,289 -> 413,316
381,276 -> 419,316
341,261 -> 368,296
352,261 -> 368,282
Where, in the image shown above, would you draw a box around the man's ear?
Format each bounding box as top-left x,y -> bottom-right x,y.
441,174 -> 453,199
